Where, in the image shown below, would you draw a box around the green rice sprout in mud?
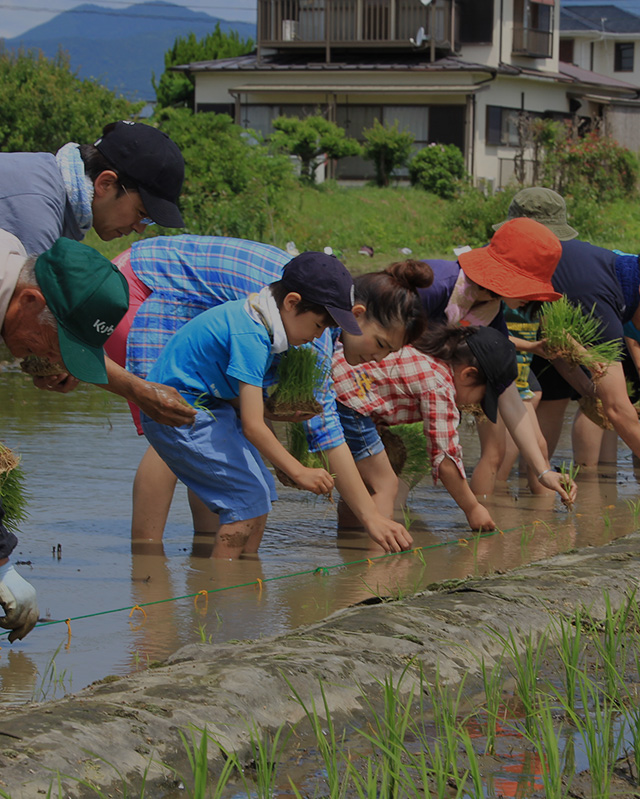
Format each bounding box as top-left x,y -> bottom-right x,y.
559,460 -> 579,510
0,443 -> 29,532
265,346 -> 326,417
539,297 -> 622,379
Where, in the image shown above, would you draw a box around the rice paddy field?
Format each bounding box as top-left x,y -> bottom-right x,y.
3,345 -> 640,796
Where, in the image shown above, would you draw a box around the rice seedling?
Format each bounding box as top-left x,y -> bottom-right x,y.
489,628 -> 548,735
356,665 -> 416,798
564,671 -> 625,799
169,725 -> 240,799
0,442 -> 29,532
266,346 -> 326,417
425,670 -> 469,780
196,622 -> 212,644
552,608 -> 583,715
31,643 -> 72,702
626,497 -> 640,527
539,297 -> 623,378
559,461 -> 579,511
589,591 -> 635,702
527,696 -> 573,799
479,655 -> 504,754
284,676 -> 348,797
245,720 -> 293,799
459,728 -> 485,799
622,702 -> 640,787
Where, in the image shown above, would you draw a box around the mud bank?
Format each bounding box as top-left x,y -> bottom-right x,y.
2,533 -> 640,798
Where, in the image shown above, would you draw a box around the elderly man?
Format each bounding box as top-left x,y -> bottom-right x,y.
0,120 -> 195,427
0,230 -> 130,641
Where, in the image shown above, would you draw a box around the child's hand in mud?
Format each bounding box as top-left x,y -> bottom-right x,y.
294,467 -> 334,495
466,503 -> 496,532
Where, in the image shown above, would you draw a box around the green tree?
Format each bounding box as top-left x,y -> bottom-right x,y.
153,25 -> 254,109
362,119 -> 414,187
154,107 -> 296,240
0,46 -> 142,152
409,143 -> 467,199
270,115 -> 361,184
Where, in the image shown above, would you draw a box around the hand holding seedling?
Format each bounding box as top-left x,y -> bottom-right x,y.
135,382 -> 197,427
537,468 -> 578,507
293,466 -> 334,496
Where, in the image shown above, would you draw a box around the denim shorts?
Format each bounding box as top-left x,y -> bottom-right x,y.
141,402 -> 277,525
336,402 -> 385,462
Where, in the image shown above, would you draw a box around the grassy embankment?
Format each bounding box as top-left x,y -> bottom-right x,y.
87,183 -> 640,273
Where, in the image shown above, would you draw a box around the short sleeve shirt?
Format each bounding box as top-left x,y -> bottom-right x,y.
147,299 -> 273,402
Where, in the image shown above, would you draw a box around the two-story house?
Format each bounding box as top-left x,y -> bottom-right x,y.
173,0 -> 640,187
561,4 -> 640,150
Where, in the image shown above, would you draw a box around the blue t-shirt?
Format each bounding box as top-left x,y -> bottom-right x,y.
147,299 -> 273,403
0,151 -> 81,254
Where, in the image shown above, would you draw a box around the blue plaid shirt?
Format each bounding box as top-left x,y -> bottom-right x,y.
126,235 -> 290,379
126,234 -> 344,452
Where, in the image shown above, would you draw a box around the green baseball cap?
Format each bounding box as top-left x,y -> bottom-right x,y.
35,239 -> 129,384
492,187 -> 579,241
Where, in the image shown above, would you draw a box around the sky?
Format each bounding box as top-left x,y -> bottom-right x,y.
0,0 -> 257,39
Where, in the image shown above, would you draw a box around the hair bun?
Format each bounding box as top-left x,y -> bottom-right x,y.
385,259 -> 433,291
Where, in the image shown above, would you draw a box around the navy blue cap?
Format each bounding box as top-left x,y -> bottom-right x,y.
282,251 -> 361,335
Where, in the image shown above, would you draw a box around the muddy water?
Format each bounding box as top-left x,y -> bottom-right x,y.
1,360 -> 639,705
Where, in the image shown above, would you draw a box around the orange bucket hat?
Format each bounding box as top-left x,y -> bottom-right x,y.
458,217 -> 562,301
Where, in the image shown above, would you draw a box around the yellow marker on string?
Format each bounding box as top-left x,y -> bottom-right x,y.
193,590 -> 209,612
129,605 -> 147,619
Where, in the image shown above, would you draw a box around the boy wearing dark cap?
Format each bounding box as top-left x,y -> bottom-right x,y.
0,120 -> 185,256
141,252 -> 362,559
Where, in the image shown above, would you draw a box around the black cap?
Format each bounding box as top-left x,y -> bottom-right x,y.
95,121 -> 185,228
466,327 -> 518,423
281,251 -> 362,335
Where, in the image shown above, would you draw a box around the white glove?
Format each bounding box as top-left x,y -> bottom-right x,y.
0,562 -> 39,642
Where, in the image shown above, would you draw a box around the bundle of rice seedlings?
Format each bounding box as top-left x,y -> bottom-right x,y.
275,422 -> 328,488
383,423 -> 431,490
265,347 -> 326,418
0,444 -> 29,532
577,396 -> 613,431
539,297 -> 622,379
20,356 -> 66,377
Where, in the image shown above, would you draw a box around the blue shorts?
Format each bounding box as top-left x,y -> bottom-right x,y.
336,402 -> 384,462
141,403 -> 277,525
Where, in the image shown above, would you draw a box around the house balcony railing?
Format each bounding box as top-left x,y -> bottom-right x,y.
512,24 -> 552,58
258,0 -> 458,56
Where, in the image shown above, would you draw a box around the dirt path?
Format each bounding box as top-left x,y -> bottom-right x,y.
2,533 -> 640,798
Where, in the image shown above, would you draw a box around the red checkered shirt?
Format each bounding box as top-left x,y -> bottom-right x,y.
332,345 -> 466,482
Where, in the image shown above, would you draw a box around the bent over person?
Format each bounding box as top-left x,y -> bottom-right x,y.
0,230 -> 129,641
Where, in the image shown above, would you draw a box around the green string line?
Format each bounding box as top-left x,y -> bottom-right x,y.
0,521 -> 551,639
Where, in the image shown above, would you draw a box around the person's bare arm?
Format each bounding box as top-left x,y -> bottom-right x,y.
238,382 -> 333,495
498,383 -> 577,503
439,457 -> 495,531
103,357 -> 196,427
597,361 -> 640,459
324,443 -> 413,552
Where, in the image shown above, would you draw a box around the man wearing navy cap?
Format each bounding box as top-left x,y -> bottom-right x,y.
0,230 -> 130,642
0,120 -> 185,256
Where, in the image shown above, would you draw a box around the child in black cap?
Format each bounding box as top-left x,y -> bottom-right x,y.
332,324 -> 576,530
140,252 -> 360,558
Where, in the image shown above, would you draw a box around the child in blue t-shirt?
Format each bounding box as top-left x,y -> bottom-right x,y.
141,252 -> 362,559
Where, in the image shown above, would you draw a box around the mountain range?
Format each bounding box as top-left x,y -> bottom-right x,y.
2,1 -> 256,101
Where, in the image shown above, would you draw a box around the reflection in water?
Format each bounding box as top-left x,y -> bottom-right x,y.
1,363 -> 640,704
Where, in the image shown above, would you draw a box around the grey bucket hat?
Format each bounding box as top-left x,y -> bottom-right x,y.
492,187 -> 579,241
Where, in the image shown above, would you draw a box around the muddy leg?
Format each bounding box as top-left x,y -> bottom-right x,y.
212,514 -> 267,559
